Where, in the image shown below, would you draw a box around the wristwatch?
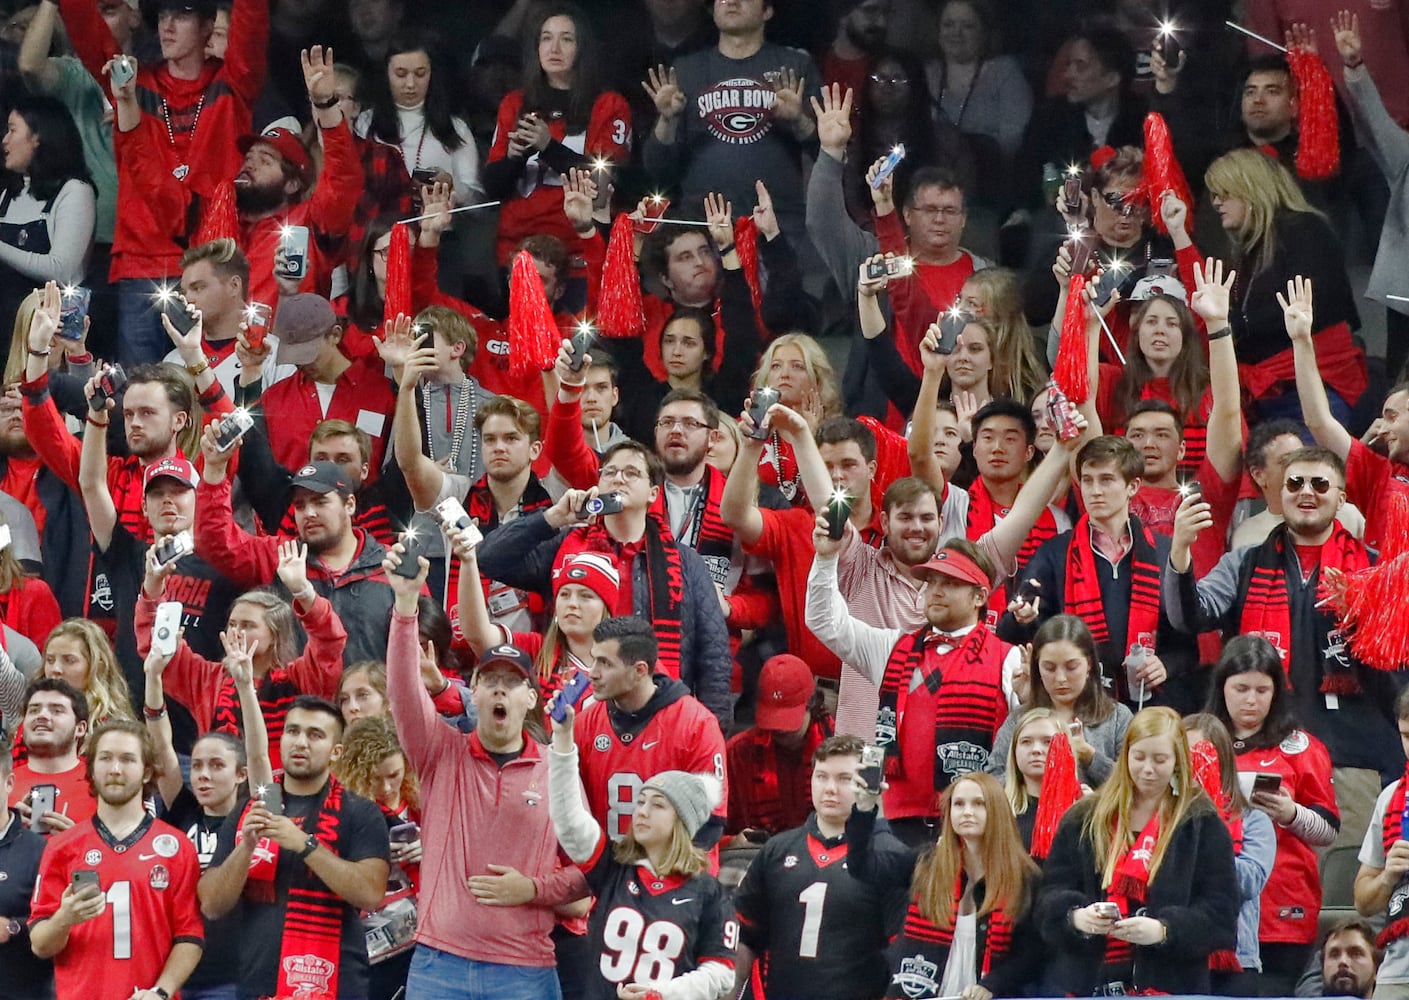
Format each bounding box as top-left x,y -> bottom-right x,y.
298,833 -> 320,860
150,988 -> 170,1000
5,917 -> 21,937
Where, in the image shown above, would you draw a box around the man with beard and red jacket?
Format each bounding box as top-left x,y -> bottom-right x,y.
570,616 -> 727,846
58,0 -> 267,365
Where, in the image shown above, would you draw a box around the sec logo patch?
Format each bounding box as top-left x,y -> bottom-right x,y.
85,849 -> 103,866
594,734 -> 611,752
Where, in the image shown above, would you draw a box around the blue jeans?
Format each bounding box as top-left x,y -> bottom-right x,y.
407,946 -> 563,1000
117,277 -> 175,366
180,986 -> 238,1000
1257,384 -> 1354,431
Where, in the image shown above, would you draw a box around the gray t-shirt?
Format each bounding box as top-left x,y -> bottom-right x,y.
1359,781 -> 1409,983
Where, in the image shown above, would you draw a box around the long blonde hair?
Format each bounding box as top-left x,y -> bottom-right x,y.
913,772 -> 1038,928
5,289 -> 43,386
43,619 -> 133,724
1204,149 -> 1321,276
751,333 -> 842,420
964,269 -> 1047,402
1082,707 -> 1200,886
1005,707 -> 1057,815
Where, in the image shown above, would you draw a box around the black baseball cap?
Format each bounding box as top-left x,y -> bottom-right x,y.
475,644 -> 538,689
289,461 -> 353,498
142,0 -> 218,24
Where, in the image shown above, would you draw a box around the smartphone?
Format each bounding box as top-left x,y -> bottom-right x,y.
825,492 -> 852,540
1067,233 -> 1095,276
1067,719 -> 1084,740
243,302 -> 272,352
393,523 -> 431,579
931,309 -> 968,355
859,744 -> 885,794
1092,901 -> 1122,920
566,325 -> 595,373
1253,772 -> 1282,794
745,386 -> 781,441
72,869 -> 101,895
89,363 -> 128,413
29,784 -> 57,832
388,821 -> 420,845
635,196 -> 671,235
578,493 -> 624,519
1061,175 -> 1083,216
1183,479 -> 1203,501
109,54 -> 135,88
1015,578 -> 1042,607
552,670 -> 592,722
434,496 -> 473,532
154,530 -> 194,570
152,601 -> 183,657
58,286 -> 91,341
864,256 -> 911,281
1090,265 -> 1123,308
869,143 -> 907,190
1158,30 -> 1182,66
1147,257 -> 1176,280
278,226 -> 311,280
212,408 -> 254,452
260,783 -> 283,815
161,291 -> 200,337
410,168 -> 438,187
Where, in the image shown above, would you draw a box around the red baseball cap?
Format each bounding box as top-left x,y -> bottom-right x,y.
754,654 -> 814,732
237,127 -> 313,184
913,548 -> 990,588
143,456 -> 198,492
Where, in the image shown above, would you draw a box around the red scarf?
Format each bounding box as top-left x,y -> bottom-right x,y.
444,472 -> 554,636
238,778 -> 348,999
1378,764 -> 1409,948
1104,810 -> 1161,968
967,477 -> 1059,624
657,463 -> 733,588
900,874 -> 1016,978
1238,523 -> 1371,695
1065,515 -> 1161,662
1190,741 -> 1244,972
555,509 -> 685,677
211,668 -> 301,771
734,721 -> 831,832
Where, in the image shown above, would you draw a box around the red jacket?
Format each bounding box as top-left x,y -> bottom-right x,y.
0,576 -> 62,650
257,356 -> 395,479
59,0 -> 267,280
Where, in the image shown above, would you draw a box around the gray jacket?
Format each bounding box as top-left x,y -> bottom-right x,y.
1343,65 -> 1409,317
984,701 -> 1133,787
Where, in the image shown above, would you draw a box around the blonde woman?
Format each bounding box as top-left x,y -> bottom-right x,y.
1202,149 -> 1362,418
747,333 -> 842,504
1035,706 -> 1239,995
1004,707 -> 1061,849
961,268 -> 1047,404
850,771 -> 1042,998
41,618 -> 132,726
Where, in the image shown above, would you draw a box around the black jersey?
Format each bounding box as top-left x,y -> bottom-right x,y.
580,834 -> 736,1000
733,815 -> 895,1000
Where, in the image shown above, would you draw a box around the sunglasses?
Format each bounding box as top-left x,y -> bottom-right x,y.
1099,190 -> 1147,217
1284,475 -> 1336,495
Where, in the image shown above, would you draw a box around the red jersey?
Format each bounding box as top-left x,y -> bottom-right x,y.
9,759 -> 96,826
1235,730 -> 1337,945
488,90 -> 632,264
30,815 -> 204,1000
573,678 -> 726,840
744,508 -> 843,679
1345,438 -> 1409,552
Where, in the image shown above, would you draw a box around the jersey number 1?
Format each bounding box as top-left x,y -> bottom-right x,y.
106,881 -> 132,959
798,881 -> 827,959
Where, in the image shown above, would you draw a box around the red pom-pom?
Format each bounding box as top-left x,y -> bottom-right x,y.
1030,730 -> 1082,860
857,414 -> 912,514
1288,47 -> 1340,181
382,222 -> 413,327
1334,491 -> 1409,669
1190,740 -> 1225,808
1142,113 -> 1194,234
597,213 -> 644,338
734,216 -> 764,319
194,181 -> 238,246
507,250 -> 560,375
1053,273 -> 1090,404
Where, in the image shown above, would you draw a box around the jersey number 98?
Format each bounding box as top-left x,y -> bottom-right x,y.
600,906 -> 686,984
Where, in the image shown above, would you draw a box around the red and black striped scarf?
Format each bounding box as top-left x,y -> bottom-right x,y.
734,720 -> 831,833
1104,810 -> 1161,968
875,626 -> 1008,792
239,777 -> 348,999
446,473 -> 554,623
113,457 -> 152,544
900,874 -> 1015,980
658,463 -> 733,587
967,477 -> 1059,624
1065,515 -> 1161,652
1238,523 -> 1370,695
556,509 -> 686,677
211,669 -> 301,771
1378,764 -> 1409,948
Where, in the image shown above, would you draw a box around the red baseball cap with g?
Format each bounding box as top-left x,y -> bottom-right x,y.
143,456 -> 199,492
754,654 -> 815,732
237,127 -> 314,184
913,548 -> 990,588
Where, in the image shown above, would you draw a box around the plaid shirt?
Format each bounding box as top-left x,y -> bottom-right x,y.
324,134 -> 416,267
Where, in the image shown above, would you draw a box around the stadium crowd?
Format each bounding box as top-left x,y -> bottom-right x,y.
5,0 -> 1409,998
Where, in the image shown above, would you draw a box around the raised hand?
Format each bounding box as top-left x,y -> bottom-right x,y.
1331,10 -> 1363,65
301,45 -> 337,106
1159,190 -> 1189,238
1150,42 -> 1186,94
752,180 -> 780,241
562,168 -> 597,232
919,322 -> 947,373
643,64 -> 685,120
220,628 -> 257,686
857,254 -> 891,302
810,84 -> 853,159
703,192 -> 734,251
1276,275 -> 1315,342
1190,257 -> 1236,326
275,538 -> 311,596
769,67 -> 806,122
28,280 -> 61,353
418,182 -> 454,239
1285,21 -> 1317,53
161,297 -> 205,361
375,313 -> 424,373
103,55 -> 138,103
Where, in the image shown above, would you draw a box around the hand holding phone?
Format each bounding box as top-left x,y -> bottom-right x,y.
552,670 -> 592,722
745,387 -> 781,440
29,784 -> 57,832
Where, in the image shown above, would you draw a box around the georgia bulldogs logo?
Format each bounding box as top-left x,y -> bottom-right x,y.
697,78 -> 777,144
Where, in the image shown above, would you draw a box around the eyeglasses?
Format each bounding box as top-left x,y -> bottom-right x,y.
655,417 -> 709,433
373,246 -> 392,260
868,73 -> 910,85
908,205 -> 965,218
1285,475 -> 1335,495
599,465 -> 646,482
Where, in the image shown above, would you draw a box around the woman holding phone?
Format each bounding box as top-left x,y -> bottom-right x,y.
1204,635 -> 1338,995
1036,707 -> 1238,996
849,770 -> 1042,998
988,616 -> 1130,787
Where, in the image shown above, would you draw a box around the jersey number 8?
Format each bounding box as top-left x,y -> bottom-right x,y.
600,906 -> 686,984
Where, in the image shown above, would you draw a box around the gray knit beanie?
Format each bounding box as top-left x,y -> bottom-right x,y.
643,771 -> 721,838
